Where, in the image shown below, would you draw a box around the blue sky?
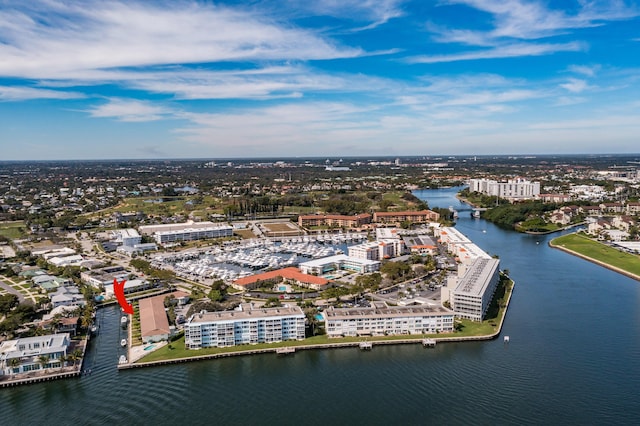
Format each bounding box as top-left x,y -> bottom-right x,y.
1,0 -> 639,160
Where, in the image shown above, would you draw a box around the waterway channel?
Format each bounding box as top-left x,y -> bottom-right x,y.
2,187 -> 639,425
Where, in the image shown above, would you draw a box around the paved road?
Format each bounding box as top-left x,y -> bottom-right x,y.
0,278 -> 25,302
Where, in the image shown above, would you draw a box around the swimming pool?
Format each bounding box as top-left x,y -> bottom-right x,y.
279,286 -> 287,291
143,344 -> 156,351
323,275 -> 336,279
315,314 -> 324,321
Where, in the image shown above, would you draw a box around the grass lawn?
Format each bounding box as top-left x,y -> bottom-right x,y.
0,221 -> 27,239
551,233 -> 640,276
234,229 -> 257,239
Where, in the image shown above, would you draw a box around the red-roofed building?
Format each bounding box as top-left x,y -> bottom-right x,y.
298,213 -> 371,228
410,245 -> 437,256
373,210 -> 440,224
138,291 -> 188,344
232,267 -> 331,291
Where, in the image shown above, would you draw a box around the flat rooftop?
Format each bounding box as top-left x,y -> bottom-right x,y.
299,254 -> 380,267
324,303 -> 453,320
139,221 -> 231,235
454,257 -> 500,297
188,304 -> 304,324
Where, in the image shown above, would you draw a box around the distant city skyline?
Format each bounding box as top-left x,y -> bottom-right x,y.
1,0 -> 639,160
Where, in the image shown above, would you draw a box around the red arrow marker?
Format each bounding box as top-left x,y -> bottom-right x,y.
113,278 -> 134,314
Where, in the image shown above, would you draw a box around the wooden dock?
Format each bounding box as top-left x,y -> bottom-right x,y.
276,347 -> 295,355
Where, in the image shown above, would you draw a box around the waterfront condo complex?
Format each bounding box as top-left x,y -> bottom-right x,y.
435,227 -> 501,321
184,304 -> 305,349
323,302 -> 454,337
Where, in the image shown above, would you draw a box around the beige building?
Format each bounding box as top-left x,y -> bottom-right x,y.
323,302 -> 454,337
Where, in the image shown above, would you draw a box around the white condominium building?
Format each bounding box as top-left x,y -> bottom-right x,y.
469,178 -> 540,200
323,302 -> 454,337
139,220 -> 233,244
184,304 -> 305,349
348,239 -> 404,260
451,257 -> 500,321
435,227 -> 491,265
298,254 -> 380,275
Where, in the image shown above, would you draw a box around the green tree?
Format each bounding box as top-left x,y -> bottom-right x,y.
37,354 -> 50,371
0,294 -> 19,315
9,358 -> 20,374
72,349 -> 83,368
208,289 -> 223,303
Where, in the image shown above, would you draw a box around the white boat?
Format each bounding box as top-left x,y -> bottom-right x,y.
121,339 -> 127,347
119,355 -> 128,364
121,316 -> 128,326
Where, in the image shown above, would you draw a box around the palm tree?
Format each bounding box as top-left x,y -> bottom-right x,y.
72,349 -> 83,368
9,358 -> 20,374
37,355 -> 50,372
58,354 -> 67,370
50,313 -> 63,333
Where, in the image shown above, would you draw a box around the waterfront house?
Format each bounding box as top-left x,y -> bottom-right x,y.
0,334 -> 70,376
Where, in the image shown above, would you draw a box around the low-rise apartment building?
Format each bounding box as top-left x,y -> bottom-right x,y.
298,254 -> 380,275
231,267 -> 331,291
184,304 -> 305,349
323,302 -> 454,337
139,221 -> 233,244
373,210 -> 440,224
298,213 -> 371,228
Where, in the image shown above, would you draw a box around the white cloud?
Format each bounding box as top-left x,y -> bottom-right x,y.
417,1 -> 638,63
407,41 -> 585,63
288,0 -> 405,31
0,86 -> 85,101
88,98 -> 173,122
567,64 -> 600,77
0,1 -> 363,80
438,0 -> 638,42
560,78 -> 589,93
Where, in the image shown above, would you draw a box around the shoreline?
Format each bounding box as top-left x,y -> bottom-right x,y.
549,237 -> 640,282
119,279 -> 515,370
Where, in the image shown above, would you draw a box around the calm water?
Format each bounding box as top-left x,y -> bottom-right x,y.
2,187 -> 640,425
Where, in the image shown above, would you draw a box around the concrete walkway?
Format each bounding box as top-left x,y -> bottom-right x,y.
0,277 -> 25,302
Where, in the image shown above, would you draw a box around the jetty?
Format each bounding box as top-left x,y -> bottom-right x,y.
276,347 -> 295,355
